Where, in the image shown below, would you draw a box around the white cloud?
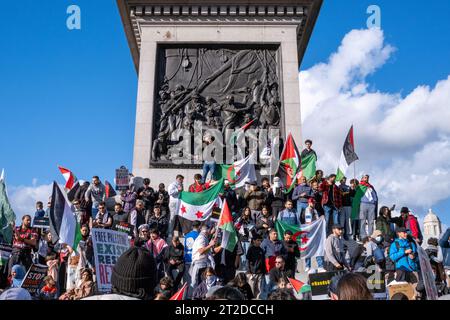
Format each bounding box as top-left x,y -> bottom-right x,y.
8,183 -> 53,224
299,28 -> 450,220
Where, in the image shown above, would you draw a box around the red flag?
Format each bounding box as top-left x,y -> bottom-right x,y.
288,277 -> 305,293
58,166 -> 77,190
169,283 -> 188,300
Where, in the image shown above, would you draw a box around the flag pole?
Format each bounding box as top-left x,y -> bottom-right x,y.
213,199 -> 226,240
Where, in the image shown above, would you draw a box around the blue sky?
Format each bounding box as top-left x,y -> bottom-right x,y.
0,1 -> 449,226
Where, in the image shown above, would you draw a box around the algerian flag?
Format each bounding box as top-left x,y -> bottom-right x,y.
175,179 -> 224,234
217,199 -> 238,252
49,182 -> 82,250
214,154 -> 257,189
0,171 -> 16,244
276,133 -> 301,193
301,152 -> 317,180
275,218 -> 326,259
336,126 -> 359,182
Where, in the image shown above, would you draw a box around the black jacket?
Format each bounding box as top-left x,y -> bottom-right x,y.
246,245 -> 266,274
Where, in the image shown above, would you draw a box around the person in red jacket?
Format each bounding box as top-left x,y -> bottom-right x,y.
188,174 -> 210,193
319,174 -> 343,235
399,207 -> 423,244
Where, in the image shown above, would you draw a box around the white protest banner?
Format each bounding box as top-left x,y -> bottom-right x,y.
92,228 -> 130,293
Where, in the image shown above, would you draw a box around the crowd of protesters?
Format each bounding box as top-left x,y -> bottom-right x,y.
1,139 -> 450,301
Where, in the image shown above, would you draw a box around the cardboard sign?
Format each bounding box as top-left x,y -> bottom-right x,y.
21,264 -> 48,296
32,217 -> 50,229
112,221 -> 134,237
92,229 -> 130,293
388,283 -> 416,300
115,166 -> 130,191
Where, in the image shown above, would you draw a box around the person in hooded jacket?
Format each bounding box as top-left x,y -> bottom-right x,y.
389,227 -> 418,283
192,267 -> 223,300
376,206 -> 396,243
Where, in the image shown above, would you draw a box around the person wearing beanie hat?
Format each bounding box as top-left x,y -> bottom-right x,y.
84,246 -> 157,300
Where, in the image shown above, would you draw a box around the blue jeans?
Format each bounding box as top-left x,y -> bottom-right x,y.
297,202 -> 308,222
305,256 -> 324,269
324,205 -> 339,232
202,162 -> 216,183
92,206 -> 99,219
240,241 -> 250,270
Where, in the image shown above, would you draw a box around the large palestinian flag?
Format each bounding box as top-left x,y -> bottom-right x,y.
214,154 -> 257,189
336,126 -> 358,182
49,182 -> 82,249
277,133 -> 301,193
174,179 -> 224,234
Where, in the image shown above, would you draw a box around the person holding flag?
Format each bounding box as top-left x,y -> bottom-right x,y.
276,133 -> 301,194
300,139 -> 317,181
352,174 -> 378,239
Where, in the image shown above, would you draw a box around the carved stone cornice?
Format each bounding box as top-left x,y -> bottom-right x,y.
117,1 -> 323,72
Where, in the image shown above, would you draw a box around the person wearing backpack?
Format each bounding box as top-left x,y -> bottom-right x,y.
389,227 -> 418,283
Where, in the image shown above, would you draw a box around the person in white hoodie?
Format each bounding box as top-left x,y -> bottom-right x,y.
167,174 -> 184,237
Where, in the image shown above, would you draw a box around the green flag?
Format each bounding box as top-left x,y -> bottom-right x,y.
0,177 -> 16,244
301,152 -> 317,180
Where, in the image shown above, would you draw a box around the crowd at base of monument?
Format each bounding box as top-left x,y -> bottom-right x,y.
0,142 -> 449,302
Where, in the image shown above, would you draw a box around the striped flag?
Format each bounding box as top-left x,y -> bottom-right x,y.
49,182 -> 82,249
288,277 -> 311,294
170,283 -> 188,300
336,126 -> 358,181
0,171 -> 16,244
276,133 -> 301,193
58,166 -> 78,190
174,180 -> 224,234
217,199 -> 238,252
229,119 -> 256,145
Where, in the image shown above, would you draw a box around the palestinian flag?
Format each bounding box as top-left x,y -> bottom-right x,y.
351,182 -> 375,220
288,278 -> 311,294
58,166 -> 78,190
170,283 -> 188,300
0,171 -> 15,244
336,126 -> 358,182
229,119 -> 256,145
174,180 -> 224,234
217,199 -> 238,252
105,180 -> 117,198
300,151 -> 317,180
277,133 -> 301,193
214,154 -> 257,189
275,218 -> 326,259
49,182 -> 82,250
